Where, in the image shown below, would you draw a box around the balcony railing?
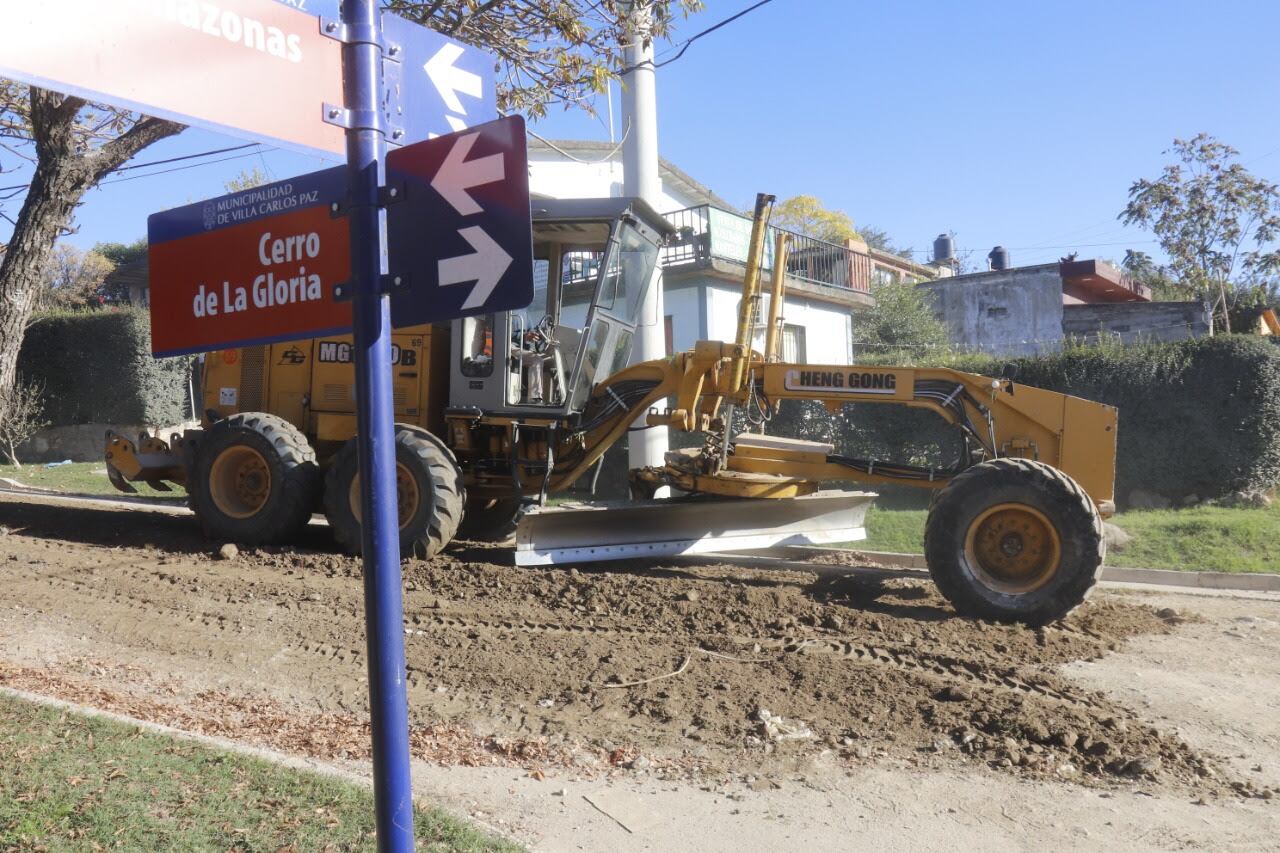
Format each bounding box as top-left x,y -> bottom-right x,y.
662,205 -> 874,293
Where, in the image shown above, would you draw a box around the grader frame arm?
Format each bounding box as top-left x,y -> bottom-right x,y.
730,360 -> 1115,512
543,341 -> 1116,515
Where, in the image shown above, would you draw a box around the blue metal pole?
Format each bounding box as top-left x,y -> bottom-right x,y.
340,0 -> 415,849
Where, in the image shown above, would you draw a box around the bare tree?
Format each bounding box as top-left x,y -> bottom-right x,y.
0,84 -> 182,435
35,243 -> 115,310
0,376 -> 48,467
0,1 -> 701,429
1121,134 -> 1280,332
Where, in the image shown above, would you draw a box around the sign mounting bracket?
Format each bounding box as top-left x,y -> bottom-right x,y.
328,180 -> 407,219
321,15 -> 406,144
333,273 -> 408,303
319,17 -> 380,47
323,104 -> 381,132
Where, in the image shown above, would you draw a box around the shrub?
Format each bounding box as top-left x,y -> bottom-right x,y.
1004,335 -> 1280,504
17,309 -> 192,426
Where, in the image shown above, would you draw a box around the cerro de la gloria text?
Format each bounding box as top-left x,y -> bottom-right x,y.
191,232 -> 324,318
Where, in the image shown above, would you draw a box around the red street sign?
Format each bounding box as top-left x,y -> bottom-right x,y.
0,0 -> 345,156
148,168 -> 352,356
147,119 -> 533,354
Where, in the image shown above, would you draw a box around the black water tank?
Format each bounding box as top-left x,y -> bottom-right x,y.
988,246 -> 1010,271
932,233 -> 954,263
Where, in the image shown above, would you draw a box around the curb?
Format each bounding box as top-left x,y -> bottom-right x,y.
0,485 -> 188,512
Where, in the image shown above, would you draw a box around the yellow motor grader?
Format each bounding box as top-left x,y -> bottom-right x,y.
107,194 -> 1117,624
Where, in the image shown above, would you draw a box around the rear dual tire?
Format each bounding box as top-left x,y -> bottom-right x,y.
324,426 -> 464,559
190,413 -> 319,545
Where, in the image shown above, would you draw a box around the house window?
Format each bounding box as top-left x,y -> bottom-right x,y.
664,315 -> 674,356
782,323 -> 807,364
871,267 -> 898,286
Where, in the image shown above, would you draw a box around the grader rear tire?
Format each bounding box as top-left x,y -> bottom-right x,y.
190,413 -> 319,545
924,458 -> 1104,625
323,426 -> 464,559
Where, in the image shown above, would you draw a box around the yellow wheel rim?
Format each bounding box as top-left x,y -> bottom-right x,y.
962,503 -> 1062,594
347,462 -> 420,531
208,445 -> 272,519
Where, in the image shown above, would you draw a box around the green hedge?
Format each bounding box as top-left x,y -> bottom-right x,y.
17,309 -> 192,426
769,335 -> 1280,507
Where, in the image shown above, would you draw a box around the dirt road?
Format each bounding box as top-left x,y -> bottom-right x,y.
1,492 -> 1276,850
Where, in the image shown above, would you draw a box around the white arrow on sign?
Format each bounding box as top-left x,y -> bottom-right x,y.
439,226 -> 513,310
431,131 -> 505,217
425,43 -> 483,115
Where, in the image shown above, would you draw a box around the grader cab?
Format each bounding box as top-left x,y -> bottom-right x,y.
107,194 -> 1118,625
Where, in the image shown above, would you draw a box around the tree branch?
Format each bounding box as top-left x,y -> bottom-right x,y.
85,115 -> 184,182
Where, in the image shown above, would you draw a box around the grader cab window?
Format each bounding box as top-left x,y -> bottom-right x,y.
507,258 -> 561,405
596,223 -> 659,324
454,203 -> 665,412
460,314 -> 494,378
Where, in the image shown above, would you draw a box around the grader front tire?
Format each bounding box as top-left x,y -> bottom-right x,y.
190,413 -> 319,545
924,458 -> 1104,625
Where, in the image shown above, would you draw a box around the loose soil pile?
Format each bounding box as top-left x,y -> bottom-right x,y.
0,495 -> 1266,800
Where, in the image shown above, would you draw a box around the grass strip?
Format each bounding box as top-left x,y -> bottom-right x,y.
0,692 -> 522,852
858,503 -> 1280,574
0,462 -> 182,501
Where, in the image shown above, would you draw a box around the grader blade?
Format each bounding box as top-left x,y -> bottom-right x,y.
513,490 -> 874,567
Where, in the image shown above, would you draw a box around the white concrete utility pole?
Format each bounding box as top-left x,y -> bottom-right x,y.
620,0 -> 669,474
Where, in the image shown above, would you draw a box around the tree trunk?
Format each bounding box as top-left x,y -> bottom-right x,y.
1217,279 -> 1233,333
0,88 -> 181,426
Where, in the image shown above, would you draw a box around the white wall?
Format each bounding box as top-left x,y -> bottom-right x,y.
663,287 -> 705,352
705,284 -> 744,344
771,295 -> 853,365
701,284 -> 852,365
528,155 -> 700,211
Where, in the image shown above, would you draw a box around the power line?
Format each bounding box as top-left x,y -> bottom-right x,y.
0,142 -> 264,193
621,0 -> 779,73
114,142 -> 259,173
99,150 -> 265,185
526,119 -> 631,165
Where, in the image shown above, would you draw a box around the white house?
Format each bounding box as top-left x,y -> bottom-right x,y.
527,138 -> 937,365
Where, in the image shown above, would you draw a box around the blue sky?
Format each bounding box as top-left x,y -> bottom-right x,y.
9,0 -> 1280,269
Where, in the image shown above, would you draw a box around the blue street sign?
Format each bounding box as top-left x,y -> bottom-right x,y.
387,116 -> 533,324
260,1 -> 497,150
270,0 -> 340,16
383,14 -> 498,145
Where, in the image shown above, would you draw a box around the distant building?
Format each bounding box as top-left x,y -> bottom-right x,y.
918,258 -> 1208,356
103,257 -> 151,307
